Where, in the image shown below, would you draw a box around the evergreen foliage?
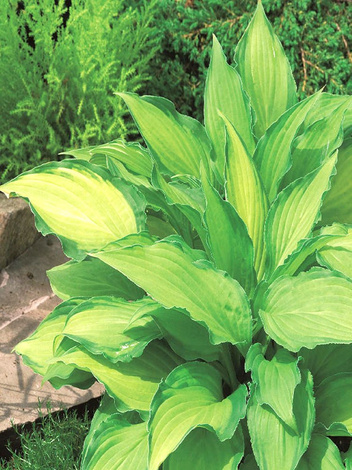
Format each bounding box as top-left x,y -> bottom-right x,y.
146,0 -> 352,120
0,0 -> 159,182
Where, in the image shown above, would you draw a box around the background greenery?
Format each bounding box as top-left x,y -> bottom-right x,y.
0,0 -> 351,182
146,0 -> 352,120
0,0 -> 159,182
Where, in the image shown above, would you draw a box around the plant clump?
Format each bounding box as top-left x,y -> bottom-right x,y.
1,1 -> 352,468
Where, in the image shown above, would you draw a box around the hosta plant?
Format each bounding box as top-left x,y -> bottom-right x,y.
2,1 -> 352,468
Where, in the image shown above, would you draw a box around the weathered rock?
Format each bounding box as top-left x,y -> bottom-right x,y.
0,193 -> 39,269
0,235 -> 104,433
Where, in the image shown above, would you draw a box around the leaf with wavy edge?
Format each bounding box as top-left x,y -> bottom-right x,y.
164,427 -> 244,470
223,114 -> 268,280
46,341 -> 181,414
317,224 -> 352,279
82,414 -> 148,470
148,362 -> 247,470
247,370 -> 315,470
62,139 -> 153,178
265,152 -> 337,276
204,35 -> 255,182
235,0 -> 297,139
202,168 -> 256,294
254,92 -> 321,202
58,296 -> 162,363
246,344 -> 301,431
0,160 -> 145,260
260,268 -> 352,352
118,93 -> 212,178
91,234 -> 252,350
14,299 -> 84,375
282,99 -> 351,186
47,257 -> 144,301
296,434 -> 345,470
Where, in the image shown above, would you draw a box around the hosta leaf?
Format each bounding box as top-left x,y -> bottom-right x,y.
47,257 -> 144,301
47,341 -> 181,414
282,100 -> 351,186
58,297 -> 162,363
321,138 -> 352,224
235,0 -> 297,138
204,35 -> 255,182
63,139 -> 153,178
82,415 -> 148,470
254,92 -> 321,202
344,443 -> 352,469
118,93 -> 212,177
247,370 -> 315,470
260,268 -> 352,352
315,373 -> 352,435
0,160 -> 145,260
246,344 -> 301,430
303,93 -> 352,136
300,344 -> 352,388
223,114 -> 268,279
270,231 -> 344,282
317,224 -> 352,278
296,434 -> 345,469
151,166 -> 208,247
164,427 -> 244,470
148,362 -> 247,470
92,235 -> 252,350
202,169 -> 256,294
15,298 -> 84,375
127,303 -> 221,362
265,153 -> 337,276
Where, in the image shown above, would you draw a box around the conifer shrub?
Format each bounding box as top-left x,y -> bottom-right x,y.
146,0 -> 352,120
0,0 -> 159,182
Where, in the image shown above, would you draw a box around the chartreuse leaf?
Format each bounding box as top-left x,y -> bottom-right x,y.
82,415 -> 148,470
14,298 -> 84,375
204,36 -> 255,182
247,369 -> 315,470
260,268 -> 352,352
245,344 -> 301,431
47,341 -> 181,414
164,427 -> 244,470
118,93 -> 212,177
321,138 -> 352,225
265,153 -> 337,276
303,93 -> 352,135
126,302 -> 221,362
317,224 -> 352,278
148,362 -> 247,470
315,373 -> 352,435
300,344 -> 352,387
47,257 -> 144,301
223,114 -> 268,280
282,100 -> 351,186
202,168 -> 256,294
269,230 -> 344,282
91,235 -> 252,349
235,0 -> 297,139
0,160 -> 145,259
254,92 -> 321,202
296,434 -> 345,469
58,297 -> 162,363
63,139 -> 153,178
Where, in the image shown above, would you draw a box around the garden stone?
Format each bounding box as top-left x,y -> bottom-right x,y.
0,235 -> 104,434
0,193 -> 40,270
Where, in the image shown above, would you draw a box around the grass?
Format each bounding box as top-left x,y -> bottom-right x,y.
0,403 -> 91,470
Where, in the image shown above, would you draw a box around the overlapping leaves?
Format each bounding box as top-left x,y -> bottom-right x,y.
2,1 -> 352,469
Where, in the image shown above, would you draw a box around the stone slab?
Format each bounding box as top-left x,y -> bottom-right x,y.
0,235 -> 104,433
